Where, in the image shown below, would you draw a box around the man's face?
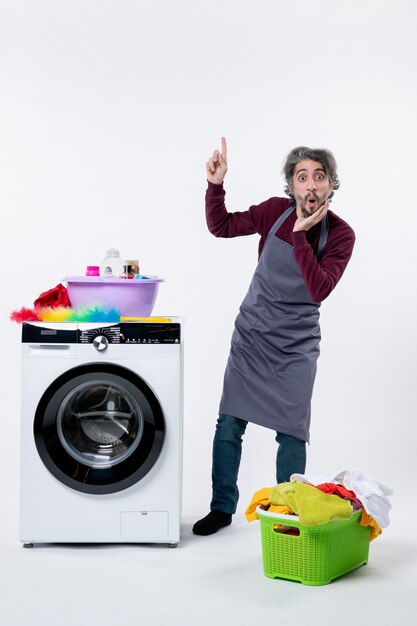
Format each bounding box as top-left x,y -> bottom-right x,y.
292,159 -> 333,218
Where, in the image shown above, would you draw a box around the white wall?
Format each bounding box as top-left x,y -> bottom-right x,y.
1,0 -> 415,516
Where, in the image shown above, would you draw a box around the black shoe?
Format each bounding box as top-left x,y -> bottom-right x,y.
192,510 -> 232,536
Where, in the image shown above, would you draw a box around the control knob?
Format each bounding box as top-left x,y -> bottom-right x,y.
93,335 -> 109,351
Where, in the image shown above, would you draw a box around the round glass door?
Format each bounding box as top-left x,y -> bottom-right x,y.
56,380 -> 144,468
34,364 -> 165,494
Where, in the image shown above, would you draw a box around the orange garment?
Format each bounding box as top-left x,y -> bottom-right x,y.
360,510 -> 382,541
245,487 -> 292,522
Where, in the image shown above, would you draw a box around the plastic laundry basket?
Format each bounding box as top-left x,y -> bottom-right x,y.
256,507 -> 371,586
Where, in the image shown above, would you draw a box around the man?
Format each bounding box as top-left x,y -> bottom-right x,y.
193,137 -> 355,536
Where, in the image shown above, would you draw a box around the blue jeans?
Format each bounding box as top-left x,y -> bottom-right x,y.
210,413 -> 306,514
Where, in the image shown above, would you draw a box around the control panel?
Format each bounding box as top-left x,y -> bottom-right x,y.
79,323 -> 181,344
22,322 -> 181,344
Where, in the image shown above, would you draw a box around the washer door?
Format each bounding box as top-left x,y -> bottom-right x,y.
34,364 -> 165,494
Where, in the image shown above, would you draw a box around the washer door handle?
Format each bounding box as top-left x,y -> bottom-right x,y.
93,336 -> 109,351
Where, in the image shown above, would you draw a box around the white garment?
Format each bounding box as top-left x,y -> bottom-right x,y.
290,469 -> 393,528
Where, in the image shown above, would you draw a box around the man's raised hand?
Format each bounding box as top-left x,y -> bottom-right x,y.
206,137 -> 228,185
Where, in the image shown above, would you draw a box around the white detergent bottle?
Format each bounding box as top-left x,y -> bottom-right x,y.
100,248 -> 124,278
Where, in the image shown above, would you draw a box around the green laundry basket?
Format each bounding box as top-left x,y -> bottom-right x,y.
256,507 -> 371,586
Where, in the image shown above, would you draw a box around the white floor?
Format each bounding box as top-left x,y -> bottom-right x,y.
1,494 -> 416,626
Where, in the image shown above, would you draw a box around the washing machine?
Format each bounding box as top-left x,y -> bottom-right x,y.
20,319 -> 183,547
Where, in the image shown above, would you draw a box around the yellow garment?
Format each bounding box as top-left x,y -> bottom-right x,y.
270,481 -> 353,526
269,504 -> 293,515
245,487 -> 292,522
360,510 -> 382,541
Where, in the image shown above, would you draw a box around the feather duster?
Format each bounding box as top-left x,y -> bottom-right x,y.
10,304 -> 121,323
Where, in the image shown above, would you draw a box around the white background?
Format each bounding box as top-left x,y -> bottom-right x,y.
0,1 -> 416,624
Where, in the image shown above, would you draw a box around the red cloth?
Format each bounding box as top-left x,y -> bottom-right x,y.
316,483 -> 362,508
317,482 -> 356,498
34,283 -> 71,308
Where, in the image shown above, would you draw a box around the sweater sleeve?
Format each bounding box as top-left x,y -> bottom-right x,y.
205,182 -> 269,237
291,224 -> 356,302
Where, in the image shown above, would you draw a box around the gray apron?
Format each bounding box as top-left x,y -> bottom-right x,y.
219,206 -> 329,442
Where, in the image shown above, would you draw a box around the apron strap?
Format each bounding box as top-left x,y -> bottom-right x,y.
268,206 -> 329,260
267,206 -> 295,237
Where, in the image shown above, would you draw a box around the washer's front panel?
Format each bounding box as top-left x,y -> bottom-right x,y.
20,321 -> 183,543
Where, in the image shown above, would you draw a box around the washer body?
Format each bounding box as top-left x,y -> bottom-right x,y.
20,320 -> 183,545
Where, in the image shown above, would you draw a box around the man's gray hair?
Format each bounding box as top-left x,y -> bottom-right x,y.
282,146 -> 340,203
